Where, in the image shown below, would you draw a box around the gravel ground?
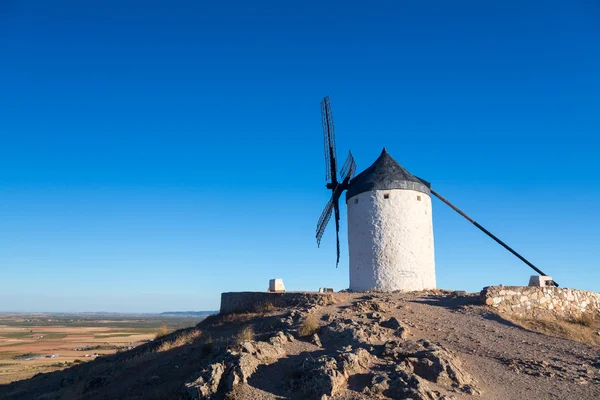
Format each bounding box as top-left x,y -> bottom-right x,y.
341,292 -> 600,399
1,291 -> 598,400
199,291 -> 600,400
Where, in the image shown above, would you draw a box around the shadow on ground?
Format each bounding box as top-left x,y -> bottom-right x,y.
407,293 -> 481,311
409,294 -> 536,333
247,349 -> 327,399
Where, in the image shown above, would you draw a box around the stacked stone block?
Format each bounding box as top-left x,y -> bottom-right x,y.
481,286 -> 600,319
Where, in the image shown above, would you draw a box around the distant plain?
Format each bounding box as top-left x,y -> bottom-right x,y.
0,312 -> 212,384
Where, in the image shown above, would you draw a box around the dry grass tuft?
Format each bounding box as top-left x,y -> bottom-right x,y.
235,325 -> 255,345
569,312 -> 596,327
155,329 -> 202,353
221,312 -> 253,324
298,313 -> 319,337
154,323 -> 170,340
508,314 -> 600,346
125,351 -> 159,368
254,301 -> 276,314
225,387 -> 242,400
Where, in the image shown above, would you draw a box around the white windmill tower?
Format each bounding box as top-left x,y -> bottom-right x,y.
345,148 -> 435,291
316,96 -> 559,292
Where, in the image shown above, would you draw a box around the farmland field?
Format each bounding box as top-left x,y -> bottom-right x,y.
0,312 -> 212,384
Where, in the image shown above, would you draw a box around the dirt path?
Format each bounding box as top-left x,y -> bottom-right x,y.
341,292 -> 600,399
397,296 -> 600,399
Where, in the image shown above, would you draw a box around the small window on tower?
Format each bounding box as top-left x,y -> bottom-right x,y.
383,193 -> 390,199
417,195 -> 421,201
354,198 -> 359,204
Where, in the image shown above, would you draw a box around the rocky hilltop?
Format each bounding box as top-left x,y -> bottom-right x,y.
1,291 -> 599,399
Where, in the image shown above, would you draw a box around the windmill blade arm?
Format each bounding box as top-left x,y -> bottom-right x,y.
316,196 -> 335,246
321,96 -> 337,183
430,187 -> 558,287
334,200 -> 341,267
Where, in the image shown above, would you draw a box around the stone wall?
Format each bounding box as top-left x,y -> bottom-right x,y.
480,286 -> 600,319
220,292 -> 335,314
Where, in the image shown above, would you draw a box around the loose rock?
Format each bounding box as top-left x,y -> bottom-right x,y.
311,333 -> 322,347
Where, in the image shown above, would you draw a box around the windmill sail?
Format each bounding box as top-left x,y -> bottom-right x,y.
315,96 -> 356,267
316,197 -> 334,246
340,151 -> 356,183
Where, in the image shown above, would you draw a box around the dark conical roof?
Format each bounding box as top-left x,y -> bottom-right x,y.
346,148 -> 430,201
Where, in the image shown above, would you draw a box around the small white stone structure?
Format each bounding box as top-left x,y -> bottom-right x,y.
268,279 -> 286,292
319,287 -> 334,293
528,275 -> 554,287
346,149 -> 436,292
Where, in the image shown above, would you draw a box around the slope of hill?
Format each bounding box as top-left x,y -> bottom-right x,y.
1,291 -> 599,399
160,312 -> 217,317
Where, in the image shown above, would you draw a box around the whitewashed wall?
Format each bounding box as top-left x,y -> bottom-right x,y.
347,189 -> 436,292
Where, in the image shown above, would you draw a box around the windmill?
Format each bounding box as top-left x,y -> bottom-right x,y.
316,96 -> 356,267
315,96 -> 558,290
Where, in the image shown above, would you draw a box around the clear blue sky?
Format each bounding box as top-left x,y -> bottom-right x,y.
1,1 -> 598,312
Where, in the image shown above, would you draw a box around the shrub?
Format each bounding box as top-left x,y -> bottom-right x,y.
298,314 -> 319,337
154,323 -> 170,339
235,325 -> 255,345
156,329 -> 201,352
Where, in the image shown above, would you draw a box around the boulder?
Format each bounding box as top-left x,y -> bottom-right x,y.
352,300 -> 386,313
185,363 -> 225,399
299,356 -> 346,399
381,317 -> 410,339
321,319 -> 392,347
338,348 -> 372,375
381,340 -> 480,395
268,331 -> 291,347
185,332 -> 290,399
295,348 -> 373,399
284,331 -> 295,342
381,317 -> 402,329
364,369 -> 444,400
